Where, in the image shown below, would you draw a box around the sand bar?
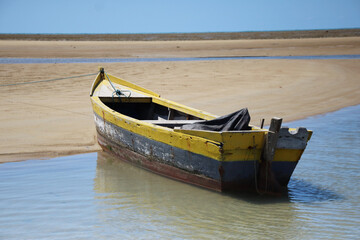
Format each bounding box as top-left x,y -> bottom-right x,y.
0,37 -> 360,163
1,37 -> 360,58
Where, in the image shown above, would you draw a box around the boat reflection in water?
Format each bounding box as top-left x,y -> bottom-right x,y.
94,151 -> 301,239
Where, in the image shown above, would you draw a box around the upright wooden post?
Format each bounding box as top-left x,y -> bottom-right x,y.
264,117 -> 282,163
99,67 -> 105,81
260,118 -> 265,129
257,117 -> 283,194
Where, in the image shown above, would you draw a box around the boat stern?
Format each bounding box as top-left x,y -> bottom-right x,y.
271,127 -> 312,187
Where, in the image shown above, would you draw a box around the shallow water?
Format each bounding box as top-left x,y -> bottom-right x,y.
0,105 -> 359,239
1,54 -> 360,64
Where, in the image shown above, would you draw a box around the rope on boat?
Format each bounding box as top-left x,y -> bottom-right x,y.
0,73 -> 98,87
252,135 -> 263,195
104,71 -> 131,99
252,135 -> 269,195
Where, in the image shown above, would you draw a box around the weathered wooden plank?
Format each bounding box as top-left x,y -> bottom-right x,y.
264,117 -> 283,163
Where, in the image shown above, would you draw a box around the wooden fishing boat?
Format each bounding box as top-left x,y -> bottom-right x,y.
90,68 -> 312,194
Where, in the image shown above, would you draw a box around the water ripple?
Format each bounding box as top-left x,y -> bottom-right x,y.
288,179 -> 343,203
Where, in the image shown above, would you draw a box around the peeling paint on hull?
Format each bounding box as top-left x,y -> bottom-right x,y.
94,112 -> 259,192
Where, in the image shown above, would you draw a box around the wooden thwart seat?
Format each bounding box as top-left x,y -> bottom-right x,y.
143,119 -> 204,128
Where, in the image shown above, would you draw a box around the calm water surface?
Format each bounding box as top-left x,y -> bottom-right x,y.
0,105 -> 359,239
1,54 -> 360,64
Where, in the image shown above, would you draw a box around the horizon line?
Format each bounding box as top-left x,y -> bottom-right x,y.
1,28 -> 360,35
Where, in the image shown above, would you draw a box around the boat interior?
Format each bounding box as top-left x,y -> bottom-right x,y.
100,97 -> 204,128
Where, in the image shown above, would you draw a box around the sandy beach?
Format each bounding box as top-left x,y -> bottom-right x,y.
0,37 -> 359,163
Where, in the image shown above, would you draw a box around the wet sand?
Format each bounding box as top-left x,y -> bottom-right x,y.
1,37 -> 360,58
0,37 -> 360,162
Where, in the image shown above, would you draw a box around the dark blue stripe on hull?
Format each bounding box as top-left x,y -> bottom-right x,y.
221,161 -> 259,191
271,161 -> 299,187
94,112 -> 259,192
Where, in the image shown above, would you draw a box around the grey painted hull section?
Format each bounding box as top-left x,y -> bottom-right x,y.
94,112 -> 259,192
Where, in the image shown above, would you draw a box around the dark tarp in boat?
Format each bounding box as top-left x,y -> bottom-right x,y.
181,108 -> 251,131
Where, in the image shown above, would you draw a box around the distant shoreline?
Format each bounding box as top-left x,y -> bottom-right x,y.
1,29 -> 360,41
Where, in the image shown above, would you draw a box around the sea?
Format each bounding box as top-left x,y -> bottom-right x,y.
0,105 -> 359,239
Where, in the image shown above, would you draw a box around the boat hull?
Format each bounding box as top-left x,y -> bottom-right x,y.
94,112 -> 259,192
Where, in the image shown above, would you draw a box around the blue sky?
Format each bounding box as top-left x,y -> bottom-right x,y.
0,0 -> 359,34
